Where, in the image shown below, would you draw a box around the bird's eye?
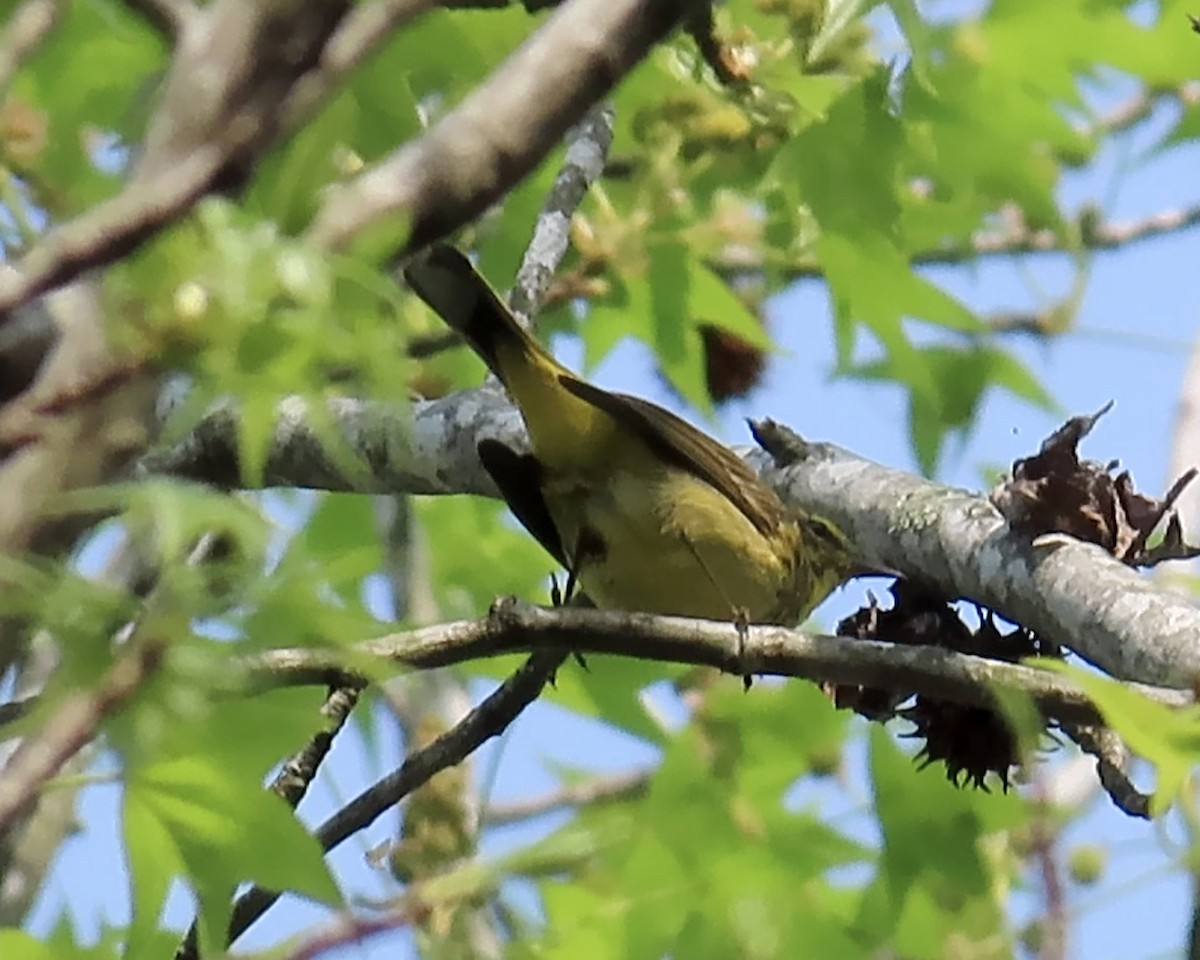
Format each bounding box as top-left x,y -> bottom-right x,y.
806,516 -> 847,549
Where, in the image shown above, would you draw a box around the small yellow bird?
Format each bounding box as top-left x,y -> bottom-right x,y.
404,246 -> 853,673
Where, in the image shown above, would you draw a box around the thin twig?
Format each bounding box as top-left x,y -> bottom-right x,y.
6,603 -> 1183,745
280,0 -> 435,131
708,203 -> 1200,281
245,600 -> 1191,729
1189,869 -> 1200,960
0,640 -> 164,840
1030,783 -> 1068,960
685,2 -> 750,86
508,102 -> 615,324
213,650 -> 566,952
1060,724 -> 1150,820
280,911 -> 422,960
0,697 -> 33,730
0,0 -> 58,96
1076,83 -> 1200,140
482,768 -> 650,825
273,684 -> 364,808
918,204 -> 1200,266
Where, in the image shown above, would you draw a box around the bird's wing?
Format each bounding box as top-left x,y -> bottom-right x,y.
558,376 -> 786,538
477,438 -> 569,567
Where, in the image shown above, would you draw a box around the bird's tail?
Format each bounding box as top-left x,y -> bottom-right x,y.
403,245 -> 544,387
405,244 -> 603,466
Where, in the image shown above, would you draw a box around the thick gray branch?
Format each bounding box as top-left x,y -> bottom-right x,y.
143,389 -> 1200,688
143,391 -> 520,495
752,429 -> 1200,688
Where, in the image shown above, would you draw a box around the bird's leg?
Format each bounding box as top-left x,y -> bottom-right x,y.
733,605 -> 752,692
562,565 -> 581,605
680,535 -> 754,689
546,570 -> 588,678
560,530 -> 608,671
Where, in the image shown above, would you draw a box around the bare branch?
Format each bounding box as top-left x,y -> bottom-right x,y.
279,912 -> 422,960
174,680 -> 364,960
0,639 -> 164,842
280,0 -> 437,130
1189,870 -> 1200,960
272,683 -> 363,807
306,0 -> 696,254
710,203 -> 1200,282
508,102 -> 615,323
207,650 -> 567,955
140,391 -> 521,495
0,698 -> 32,730
1076,83 -> 1200,140
915,204 -> 1200,269
1028,784 -> 1069,960
244,600 -> 1192,730
753,420 -> 1200,688
0,0 -> 59,96
1060,724 -> 1149,819
482,768 -> 650,825
2,598 -> 1173,822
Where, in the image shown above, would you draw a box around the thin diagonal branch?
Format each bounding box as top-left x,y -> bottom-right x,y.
209,650 -> 566,953
0,0 -> 58,96
507,102 -> 615,323
482,768 -> 650,825
1061,724 -> 1149,819
280,0 -> 436,131
0,639 -> 164,841
272,683 -> 364,807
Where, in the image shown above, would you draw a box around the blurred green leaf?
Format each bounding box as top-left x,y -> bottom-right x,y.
7,0 -> 165,212
0,931 -> 59,960
416,495 -> 551,621
121,688 -> 339,954
649,242 -> 711,414
858,727 -> 1022,953
850,342 -> 1052,474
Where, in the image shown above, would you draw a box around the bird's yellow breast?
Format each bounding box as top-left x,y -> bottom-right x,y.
542,465 -> 798,623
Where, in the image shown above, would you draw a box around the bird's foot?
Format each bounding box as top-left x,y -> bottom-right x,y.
733,606 -> 752,690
